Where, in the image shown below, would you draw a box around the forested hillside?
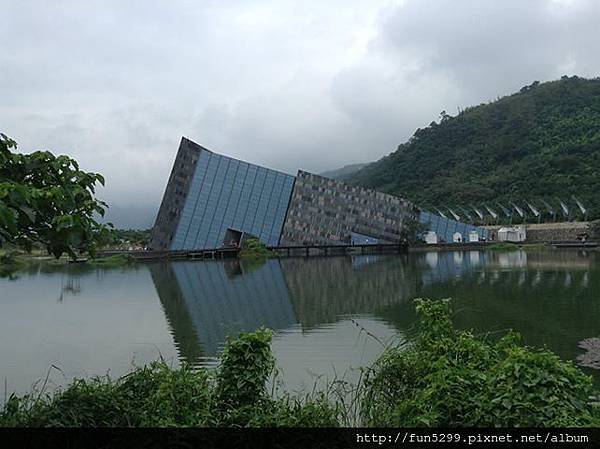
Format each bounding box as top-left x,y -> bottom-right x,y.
348,76 -> 600,219
320,162 -> 367,180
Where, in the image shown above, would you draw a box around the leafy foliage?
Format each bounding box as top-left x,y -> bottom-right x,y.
213,328 -> 275,423
349,76 -> 600,220
400,217 -> 429,242
109,228 -> 151,248
239,237 -> 272,259
0,362 -> 212,427
361,298 -> 597,427
0,133 -> 112,259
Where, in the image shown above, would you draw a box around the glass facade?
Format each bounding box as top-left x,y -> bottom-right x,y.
151,138 -> 490,251
350,232 -> 381,245
170,149 -> 295,250
419,210 -> 489,243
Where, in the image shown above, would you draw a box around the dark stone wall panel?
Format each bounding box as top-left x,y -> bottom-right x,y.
149,137 -> 202,250
280,171 -> 416,245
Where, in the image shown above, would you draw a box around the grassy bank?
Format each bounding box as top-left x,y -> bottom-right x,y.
487,242 -> 549,251
0,250 -> 136,278
487,242 -> 520,251
86,253 -> 136,267
0,249 -> 69,277
2,299 -> 598,427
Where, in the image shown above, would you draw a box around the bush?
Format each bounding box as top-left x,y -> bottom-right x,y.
361,298 -> 597,427
238,238 -> 271,259
213,328 -> 275,425
1,362 -> 212,427
250,393 -> 341,427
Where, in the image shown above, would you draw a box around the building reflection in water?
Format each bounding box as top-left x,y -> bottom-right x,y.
150,250 -> 599,371
279,255 -> 419,330
417,250 -> 599,369
150,254 -> 420,364
150,259 -> 296,364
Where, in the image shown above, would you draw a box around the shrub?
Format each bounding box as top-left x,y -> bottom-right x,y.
361,298 -> 597,427
238,238 -> 271,259
250,393 -> 341,427
1,362 -> 212,427
481,346 -> 593,426
213,328 -> 275,425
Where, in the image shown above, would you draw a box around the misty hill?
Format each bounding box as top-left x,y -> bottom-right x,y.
320,162 -> 368,180
347,76 -> 600,219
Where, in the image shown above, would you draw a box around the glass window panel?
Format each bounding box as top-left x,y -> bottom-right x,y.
186,155 -> 222,248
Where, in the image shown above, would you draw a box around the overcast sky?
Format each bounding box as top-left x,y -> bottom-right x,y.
2,0 -> 600,227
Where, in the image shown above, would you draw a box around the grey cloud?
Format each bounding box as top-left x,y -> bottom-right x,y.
1,0 -> 599,227
374,0 -> 600,100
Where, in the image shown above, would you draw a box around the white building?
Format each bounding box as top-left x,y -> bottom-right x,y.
424,231 -> 438,244
497,226 -> 526,242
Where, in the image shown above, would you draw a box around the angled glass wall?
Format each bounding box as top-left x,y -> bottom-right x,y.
170,148 -> 295,250
419,210 -> 489,243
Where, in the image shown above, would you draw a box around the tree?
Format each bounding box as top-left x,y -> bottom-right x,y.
400,214 -> 429,242
347,77 -> 600,221
0,133 -> 112,258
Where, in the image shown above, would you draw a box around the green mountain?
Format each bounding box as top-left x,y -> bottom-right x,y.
348,76 -> 600,220
320,162 -> 368,180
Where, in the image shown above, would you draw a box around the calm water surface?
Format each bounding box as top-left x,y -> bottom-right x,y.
1,249 -> 599,396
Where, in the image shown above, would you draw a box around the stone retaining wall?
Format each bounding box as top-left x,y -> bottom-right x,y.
484,222 -> 590,243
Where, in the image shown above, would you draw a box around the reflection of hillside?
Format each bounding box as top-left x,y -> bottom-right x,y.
150,260 -> 296,361
279,255 -> 419,330
417,266 -> 600,365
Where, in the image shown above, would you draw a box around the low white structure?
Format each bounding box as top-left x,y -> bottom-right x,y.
452,232 -> 463,243
424,231 -> 438,244
497,226 -> 526,242
468,230 -> 480,242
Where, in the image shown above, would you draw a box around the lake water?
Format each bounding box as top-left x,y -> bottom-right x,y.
1,249 -> 599,397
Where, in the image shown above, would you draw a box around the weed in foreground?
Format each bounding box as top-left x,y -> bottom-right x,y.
2,300 -> 598,427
